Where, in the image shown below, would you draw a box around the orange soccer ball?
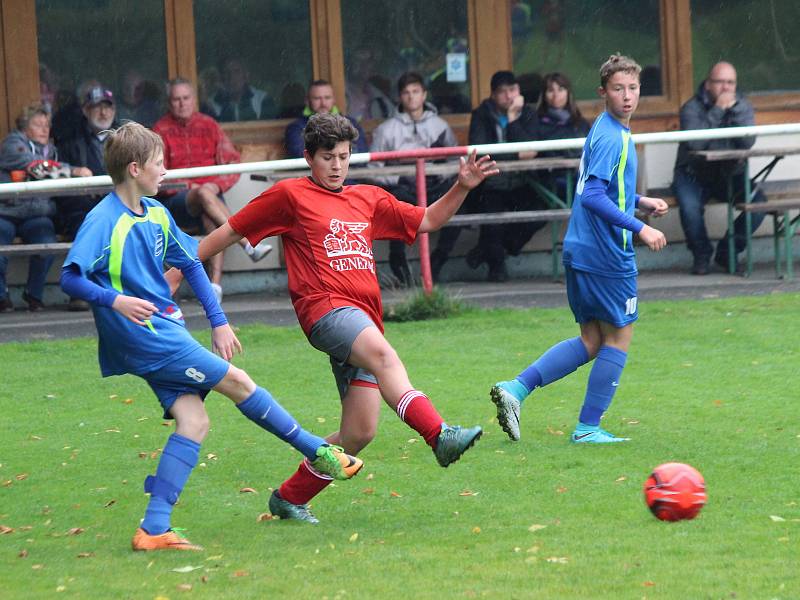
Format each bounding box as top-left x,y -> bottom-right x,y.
644,462 -> 707,521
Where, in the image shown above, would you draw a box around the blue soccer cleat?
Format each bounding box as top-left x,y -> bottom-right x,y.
570,425 -> 630,444
490,381 -> 522,441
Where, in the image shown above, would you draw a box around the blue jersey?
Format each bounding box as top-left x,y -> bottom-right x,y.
563,112 -> 638,277
64,192 -> 201,376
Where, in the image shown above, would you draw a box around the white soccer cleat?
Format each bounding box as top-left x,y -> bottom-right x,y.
244,241 -> 273,262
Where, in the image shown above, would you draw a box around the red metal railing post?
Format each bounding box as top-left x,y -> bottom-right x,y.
415,157 -> 433,294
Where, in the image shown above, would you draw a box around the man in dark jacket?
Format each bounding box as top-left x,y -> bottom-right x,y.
284,80 -> 367,158
57,86 -> 118,310
462,71 -> 539,281
672,61 -> 765,275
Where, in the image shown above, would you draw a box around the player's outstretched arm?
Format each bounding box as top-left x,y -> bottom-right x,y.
419,150 -> 498,233
165,223 -> 245,295
638,196 -> 669,217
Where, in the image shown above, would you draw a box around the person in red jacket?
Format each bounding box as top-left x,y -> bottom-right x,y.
153,78 -> 270,302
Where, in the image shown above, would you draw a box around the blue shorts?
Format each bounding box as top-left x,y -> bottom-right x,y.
142,345 -> 230,418
565,266 -> 638,328
308,306 -> 379,400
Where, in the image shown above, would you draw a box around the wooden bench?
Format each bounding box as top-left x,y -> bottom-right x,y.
444,209 -> 572,279
737,196 -> 800,279
0,242 -> 73,257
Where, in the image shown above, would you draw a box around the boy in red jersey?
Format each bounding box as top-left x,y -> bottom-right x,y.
193,113 -> 498,522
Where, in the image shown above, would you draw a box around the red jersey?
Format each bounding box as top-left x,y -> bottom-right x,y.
153,112 -> 241,193
229,177 -> 425,334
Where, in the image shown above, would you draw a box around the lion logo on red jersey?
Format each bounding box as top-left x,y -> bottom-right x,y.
324,219 -> 374,273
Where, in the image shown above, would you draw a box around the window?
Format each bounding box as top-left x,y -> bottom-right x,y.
341,0 -> 471,120
36,0 -> 168,137
511,0 -> 662,102
193,0 -> 313,122
691,0 -> 800,95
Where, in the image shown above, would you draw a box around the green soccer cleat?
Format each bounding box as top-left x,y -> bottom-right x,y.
571,425 -> 630,444
434,424 -> 482,467
268,490 -> 320,524
310,444 -> 363,480
490,382 -> 522,441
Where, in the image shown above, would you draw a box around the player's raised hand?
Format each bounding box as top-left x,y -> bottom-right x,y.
112,295 -> 158,326
638,224 -> 667,251
211,323 -> 243,361
457,150 -> 499,191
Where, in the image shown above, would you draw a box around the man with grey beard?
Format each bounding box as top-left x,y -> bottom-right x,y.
57,86 -> 119,310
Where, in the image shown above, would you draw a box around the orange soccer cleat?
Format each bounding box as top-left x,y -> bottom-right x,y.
131,527 -> 203,552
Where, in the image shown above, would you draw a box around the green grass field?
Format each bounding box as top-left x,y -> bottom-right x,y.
1,294 -> 798,599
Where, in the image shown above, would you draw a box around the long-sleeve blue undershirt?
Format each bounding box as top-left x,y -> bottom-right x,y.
581,176 -> 644,233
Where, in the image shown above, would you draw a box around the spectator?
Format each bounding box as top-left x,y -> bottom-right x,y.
672,61 -> 766,275
57,86 -> 119,311
0,103 -> 90,312
369,72 -> 458,285
116,70 -> 162,127
284,80 -> 368,159
464,70 -> 539,282
153,78 -> 271,302
534,72 -> 590,198
51,79 -> 101,145
211,58 -> 277,122
345,48 -> 396,122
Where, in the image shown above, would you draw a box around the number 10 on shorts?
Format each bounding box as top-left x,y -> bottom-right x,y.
625,296 -> 638,315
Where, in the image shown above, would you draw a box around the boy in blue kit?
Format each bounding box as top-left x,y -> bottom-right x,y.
489,54 -> 669,444
60,122 -> 362,552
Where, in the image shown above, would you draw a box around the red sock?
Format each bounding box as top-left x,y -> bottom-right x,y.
396,390 -> 444,448
278,459 -> 334,505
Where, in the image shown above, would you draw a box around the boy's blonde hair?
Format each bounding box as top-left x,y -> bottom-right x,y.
599,54 -> 642,88
104,122 -> 164,184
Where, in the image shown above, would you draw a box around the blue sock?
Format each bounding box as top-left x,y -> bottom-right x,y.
141,433 -> 200,535
578,346 -> 627,426
237,386 -> 325,460
516,337 -> 590,403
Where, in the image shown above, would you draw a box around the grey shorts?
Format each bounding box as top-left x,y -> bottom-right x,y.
308,306 -> 379,399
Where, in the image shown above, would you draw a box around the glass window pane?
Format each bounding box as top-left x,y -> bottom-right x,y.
691,0 -> 800,94
36,0 -> 168,136
511,0 -> 662,101
194,0 -> 312,122
341,0 -> 471,120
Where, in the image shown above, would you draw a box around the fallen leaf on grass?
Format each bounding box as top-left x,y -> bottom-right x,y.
123,398 -> 133,405
390,491 -> 402,498
546,426 -> 564,436
472,526 -> 481,534
349,533 -> 359,542
29,435 -> 43,441
615,476 -> 627,483
256,513 -> 274,522
643,581 -> 656,587
459,490 -> 479,497
177,583 -> 193,591
770,515 -> 786,522
556,486 -> 568,493
365,473 -> 374,480
362,488 -> 374,495
32,564 -> 43,570
0,525 -> 13,534
232,570 -> 249,578
67,528 -> 84,536
545,556 -> 568,564
18,549 -> 28,557
528,524 -> 547,532
103,499 -> 116,508
239,487 -> 257,494
108,394 -> 118,399
172,565 -> 202,573
16,473 -> 28,481
76,552 -> 94,558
